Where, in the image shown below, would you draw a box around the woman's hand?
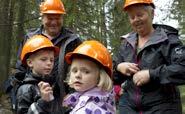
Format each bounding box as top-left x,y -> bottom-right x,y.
117,62 -> 140,76
133,70 -> 150,86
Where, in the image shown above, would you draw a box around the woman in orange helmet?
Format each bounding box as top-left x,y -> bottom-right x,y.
63,40 -> 116,114
114,0 -> 185,114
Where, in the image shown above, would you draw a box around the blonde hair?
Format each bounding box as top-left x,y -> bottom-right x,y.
97,68 -> 113,92
143,5 -> 154,20
66,66 -> 113,92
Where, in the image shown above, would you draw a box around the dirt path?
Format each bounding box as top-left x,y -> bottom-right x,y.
0,94 -> 13,114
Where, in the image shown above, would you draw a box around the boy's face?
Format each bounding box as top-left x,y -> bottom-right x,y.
70,58 -> 99,92
27,50 -> 54,76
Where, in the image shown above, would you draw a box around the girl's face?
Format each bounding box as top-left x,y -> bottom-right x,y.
27,50 -> 54,76
70,58 -> 99,92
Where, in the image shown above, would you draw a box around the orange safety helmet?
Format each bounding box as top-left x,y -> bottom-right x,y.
65,40 -> 113,77
21,35 -> 59,65
40,0 -> 66,14
123,0 -> 155,10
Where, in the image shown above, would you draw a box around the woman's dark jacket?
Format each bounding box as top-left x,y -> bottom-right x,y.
114,24 -> 185,114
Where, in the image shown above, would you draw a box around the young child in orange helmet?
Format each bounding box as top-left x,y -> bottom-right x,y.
16,35 -> 61,114
63,40 -> 116,114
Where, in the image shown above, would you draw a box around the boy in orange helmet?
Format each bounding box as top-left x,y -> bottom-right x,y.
16,35 -> 61,114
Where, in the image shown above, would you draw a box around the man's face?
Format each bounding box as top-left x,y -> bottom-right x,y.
42,14 -> 63,37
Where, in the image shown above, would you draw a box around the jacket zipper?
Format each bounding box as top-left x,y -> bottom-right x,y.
135,60 -> 142,114
134,42 -> 143,114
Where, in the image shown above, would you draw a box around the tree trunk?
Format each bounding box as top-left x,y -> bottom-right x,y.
16,0 -> 26,49
0,0 -> 15,92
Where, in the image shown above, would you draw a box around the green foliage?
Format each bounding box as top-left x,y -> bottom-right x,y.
179,86 -> 185,113
11,0 -> 41,68
106,0 -> 131,54
63,0 -> 130,55
171,0 -> 185,39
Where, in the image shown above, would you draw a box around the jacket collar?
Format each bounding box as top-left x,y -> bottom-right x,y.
23,72 -> 41,84
63,87 -> 115,111
121,24 -> 176,49
27,25 -> 74,46
23,72 -> 54,84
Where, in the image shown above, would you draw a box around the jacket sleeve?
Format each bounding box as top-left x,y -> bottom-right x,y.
113,41 -> 129,85
149,36 -> 185,85
27,98 -> 61,114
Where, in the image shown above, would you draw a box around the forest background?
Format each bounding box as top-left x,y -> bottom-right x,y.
0,0 -> 185,113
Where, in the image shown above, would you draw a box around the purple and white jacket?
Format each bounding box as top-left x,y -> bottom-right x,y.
63,87 -> 116,114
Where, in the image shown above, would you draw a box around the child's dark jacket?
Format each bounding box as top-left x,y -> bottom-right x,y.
16,72 -> 61,114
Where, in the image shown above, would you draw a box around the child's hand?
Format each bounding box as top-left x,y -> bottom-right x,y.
38,81 -> 54,102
